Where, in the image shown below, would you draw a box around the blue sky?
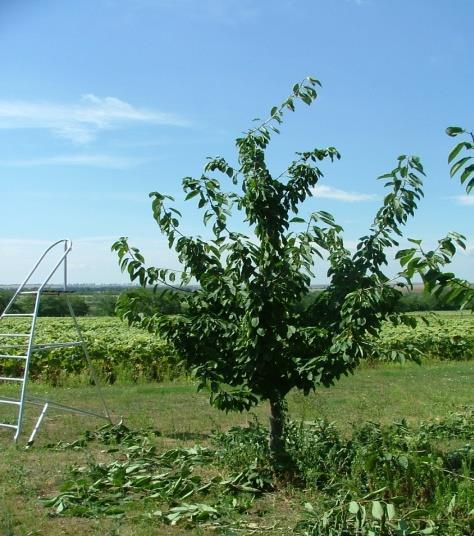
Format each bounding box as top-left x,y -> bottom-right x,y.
0,0 -> 472,284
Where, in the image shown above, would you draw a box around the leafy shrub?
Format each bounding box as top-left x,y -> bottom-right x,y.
211,418 -> 269,472
284,419 -> 352,489
87,293 -> 118,316
0,289 -> 21,314
39,295 -> 89,316
211,418 -> 275,493
349,421 -> 441,502
419,406 -> 474,440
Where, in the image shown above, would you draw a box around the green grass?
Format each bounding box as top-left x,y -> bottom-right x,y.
1,360 -> 473,535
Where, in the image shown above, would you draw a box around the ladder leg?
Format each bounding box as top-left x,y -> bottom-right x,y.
27,402 -> 48,446
14,294 -> 40,443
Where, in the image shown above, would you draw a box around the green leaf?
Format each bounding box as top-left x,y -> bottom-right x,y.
386,503 -> 396,520
371,501 -> 384,520
348,501 -> 360,514
460,163 -> 474,184
307,76 -> 321,87
448,142 -> 467,163
185,190 -> 200,200
446,126 -> 464,137
450,156 -> 472,177
447,494 -> 456,513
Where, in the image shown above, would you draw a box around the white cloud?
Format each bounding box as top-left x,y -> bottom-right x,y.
0,94 -> 189,144
312,184 -> 376,202
454,195 -> 474,206
0,154 -> 144,169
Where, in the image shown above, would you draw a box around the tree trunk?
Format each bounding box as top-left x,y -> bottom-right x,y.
269,396 -> 287,462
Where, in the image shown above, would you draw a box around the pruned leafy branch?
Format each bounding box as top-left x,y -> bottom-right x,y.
43,409 -> 474,534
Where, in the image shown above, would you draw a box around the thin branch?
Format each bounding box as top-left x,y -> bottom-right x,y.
161,204 -> 186,238
421,462 -> 474,482
125,247 -> 193,293
245,77 -> 311,137
152,279 -> 194,294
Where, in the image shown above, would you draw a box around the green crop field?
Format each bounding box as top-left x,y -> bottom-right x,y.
0,317 -> 180,385
0,313 -> 473,534
0,311 -> 472,387
375,311 -> 474,362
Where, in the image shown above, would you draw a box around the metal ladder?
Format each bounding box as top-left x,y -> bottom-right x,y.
0,239 -> 112,444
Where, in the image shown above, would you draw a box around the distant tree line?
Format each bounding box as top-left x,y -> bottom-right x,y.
115,288 -> 186,318
0,286 -> 465,318
294,288 -> 465,317
0,290 -> 90,316
0,287 -> 187,317
393,291 -> 465,312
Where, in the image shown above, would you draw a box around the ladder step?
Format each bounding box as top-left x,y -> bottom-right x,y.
0,376 -> 24,382
0,399 -> 21,406
0,334 -> 31,338
0,354 -> 27,360
0,344 -> 28,349
2,314 -> 34,317
19,290 -> 39,295
0,423 -> 18,430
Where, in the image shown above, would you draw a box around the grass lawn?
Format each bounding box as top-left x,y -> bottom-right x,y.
1,360 -> 473,535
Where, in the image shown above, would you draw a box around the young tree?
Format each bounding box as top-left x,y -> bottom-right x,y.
113,78 -> 464,461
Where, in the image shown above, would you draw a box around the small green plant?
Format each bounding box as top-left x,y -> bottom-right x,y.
284,419 -> 352,489
211,417 -> 269,472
